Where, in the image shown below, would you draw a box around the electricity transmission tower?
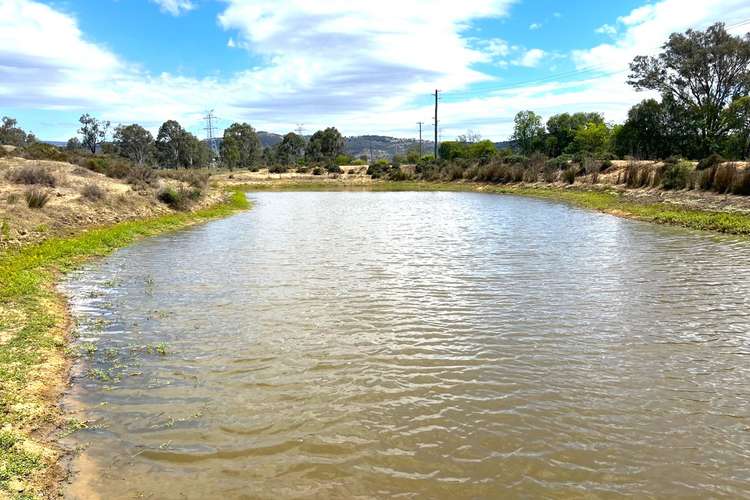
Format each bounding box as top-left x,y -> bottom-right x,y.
295,123 -> 305,136
203,110 -> 218,157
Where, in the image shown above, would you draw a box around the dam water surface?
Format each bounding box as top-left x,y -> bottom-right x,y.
62,191 -> 750,498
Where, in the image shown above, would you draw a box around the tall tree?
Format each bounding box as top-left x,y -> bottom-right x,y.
180,132 -> 212,168
511,111 -> 544,155
0,117 -> 29,146
220,122 -> 262,169
65,137 -> 82,151
305,127 -> 344,163
546,112 -> 604,156
725,96 -> 750,159
78,114 -> 110,154
113,124 -> 154,166
155,120 -> 186,167
572,122 -> 611,156
613,100 -> 670,159
275,132 -> 306,165
628,22 -> 750,156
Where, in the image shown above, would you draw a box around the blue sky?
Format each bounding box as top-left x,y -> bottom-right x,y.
1,0 -> 749,141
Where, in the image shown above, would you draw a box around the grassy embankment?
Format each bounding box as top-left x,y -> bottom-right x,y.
239,180 -> 750,235
0,189 -> 249,499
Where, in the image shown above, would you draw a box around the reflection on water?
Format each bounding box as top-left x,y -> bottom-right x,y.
62,192 -> 750,498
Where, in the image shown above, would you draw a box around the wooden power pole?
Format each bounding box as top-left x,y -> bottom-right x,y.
433,90 -> 439,159
417,121 -> 424,157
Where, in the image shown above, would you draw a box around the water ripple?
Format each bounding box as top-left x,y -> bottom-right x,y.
62,192 -> 750,499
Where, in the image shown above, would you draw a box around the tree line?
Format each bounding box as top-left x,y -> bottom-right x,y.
439,23 -> 749,164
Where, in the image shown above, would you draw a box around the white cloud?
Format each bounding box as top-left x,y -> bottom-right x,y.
481,38 -> 512,58
514,48 -> 545,67
2,0 -> 750,142
529,22 -> 542,30
595,24 -> 617,36
150,0 -> 195,16
573,0 -> 750,72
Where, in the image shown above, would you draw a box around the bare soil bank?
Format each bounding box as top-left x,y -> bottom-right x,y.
0,157 -> 223,251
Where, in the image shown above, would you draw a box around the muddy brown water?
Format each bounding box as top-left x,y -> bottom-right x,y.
61,191 -> 750,498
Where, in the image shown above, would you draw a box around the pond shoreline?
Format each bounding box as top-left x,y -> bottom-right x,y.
2,179 -> 749,498
0,190 -> 249,499
219,178 -> 750,236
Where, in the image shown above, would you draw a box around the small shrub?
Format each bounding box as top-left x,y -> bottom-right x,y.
547,154 -> 572,170
367,160 -> 389,179
624,161 -> 651,188
25,188 -> 50,208
597,152 -> 618,161
601,159 -> 613,170
326,164 -> 342,174
388,169 -> 413,181
156,186 -> 200,211
661,161 -> 691,190
127,166 -> 157,188
523,167 -> 538,183
663,155 -> 681,165
7,165 -> 57,186
699,167 -> 716,191
443,164 -> 464,181
159,169 -> 209,189
268,164 -> 288,174
562,166 -> 577,184
6,193 -> 20,204
542,166 -> 556,183
697,153 -> 724,171
83,157 -> 110,174
504,154 -> 528,166
312,167 -> 324,176
81,183 -> 105,201
510,165 -> 524,182
732,170 -> 750,196
713,164 -> 737,194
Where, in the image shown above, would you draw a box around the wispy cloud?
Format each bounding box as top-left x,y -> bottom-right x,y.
150,0 -> 195,16
595,24 -> 617,36
514,48 -> 545,67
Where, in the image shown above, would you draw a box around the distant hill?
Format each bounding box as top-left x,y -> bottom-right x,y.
345,135 -> 435,159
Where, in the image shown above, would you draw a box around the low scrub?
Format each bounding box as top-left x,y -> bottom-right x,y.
156,186 -> 202,211
661,161 -> 692,190
24,188 -> 50,209
624,162 -> 652,188
81,183 -> 105,201
562,166 -> 577,184
268,164 -> 288,174
6,165 -> 57,187
713,164 -> 737,194
697,153 -> 724,171
733,170 -> 750,196
159,169 -> 210,189
18,142 -> 69,162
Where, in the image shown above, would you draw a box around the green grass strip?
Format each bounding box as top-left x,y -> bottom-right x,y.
0,189 -> 248,498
